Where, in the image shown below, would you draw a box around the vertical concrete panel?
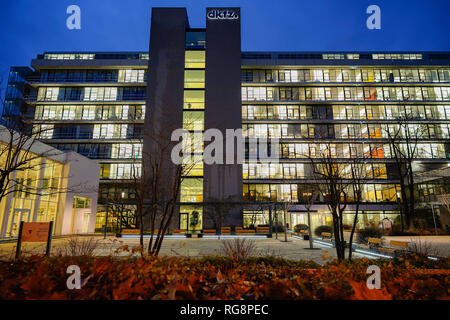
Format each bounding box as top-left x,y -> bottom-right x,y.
144,8 -> 188,228
204,8 -> 243,227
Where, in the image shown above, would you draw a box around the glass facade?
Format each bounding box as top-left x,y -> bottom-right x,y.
0,149 -> 66,238
14,55 -> 148,229
6,49 -> 450,231
179,31 -> 206,231
241,63 -> 450,227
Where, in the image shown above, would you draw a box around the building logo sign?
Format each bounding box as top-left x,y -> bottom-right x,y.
207,9 -> 239,20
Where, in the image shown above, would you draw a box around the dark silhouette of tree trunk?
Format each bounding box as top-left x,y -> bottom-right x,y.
384,116 -> 422,231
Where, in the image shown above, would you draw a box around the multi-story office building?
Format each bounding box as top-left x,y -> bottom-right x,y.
5,7 -> 450,231
5,53 -> 149,231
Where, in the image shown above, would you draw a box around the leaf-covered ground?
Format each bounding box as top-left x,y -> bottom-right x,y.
0,255 -> 448,300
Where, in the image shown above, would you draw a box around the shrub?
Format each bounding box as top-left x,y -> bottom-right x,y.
388,224 -> 417,236
314,225 -> 333,237
56,236 -> 101,256
220,238 -> 257,259
0,255 -> 448,300
294,224 -> 309,233
407,238 -> 439,257
272,224 -> 285,233
343,224 -> 353,231
356,227 -> 382,243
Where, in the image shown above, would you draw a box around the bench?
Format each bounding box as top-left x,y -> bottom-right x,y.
256,226 -> 270,234
235,227 -> 256,235
367,237 -> 382,249
321,232 -> 332,240
202,229 -> 217,235
171,229 -> 186,235
379,240 -> 409,257
221,227 -> 232,235
122,229 -> 139,235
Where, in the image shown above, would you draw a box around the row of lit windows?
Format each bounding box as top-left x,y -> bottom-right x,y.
38,69 -> 146,83
372,53 -> 422,60
242,67 -> 448,83
417,182 -> 449,202
98,184 -> 137,200
242,86 -> 450,102
34,105 -> 145,120
243,123 -> 450,140
36,87 -> 146,102
242,104 -> 450,121
52,143 -> 142,159
322,53 -> 422,60
34,124 -> 143,140
100,163 -> 142,180
34,105 -> 145,121
43,53 -> 149,60
243,163 -> 387,180
243,183 -> 400,203
279,142 -> 447,160
44,53 -> 95,60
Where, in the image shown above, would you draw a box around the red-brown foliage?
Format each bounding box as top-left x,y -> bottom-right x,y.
0,255 -> 448,300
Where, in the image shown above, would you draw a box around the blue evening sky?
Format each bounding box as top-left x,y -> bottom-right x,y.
1,0 -> 450,85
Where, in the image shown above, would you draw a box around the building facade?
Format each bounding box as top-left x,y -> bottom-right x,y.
0,126 -> 100,239
4,7 -> 450,232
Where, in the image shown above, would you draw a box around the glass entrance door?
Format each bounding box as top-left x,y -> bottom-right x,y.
8,209 -> 31,238
82,213 -> 90,233
180,213 -> 189,231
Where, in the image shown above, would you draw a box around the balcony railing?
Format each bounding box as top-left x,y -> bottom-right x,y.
40,133 -> 143,140
24,95 -> 147,103
243,112 -> 449,121
26,76 -> 146,84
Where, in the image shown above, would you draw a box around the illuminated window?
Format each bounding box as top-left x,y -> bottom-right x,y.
184,70 -> 205,88
180,178 -> 203,202
185,51 -> 205,68
118,69 -> 145,83
183,111 -> 204,130
183,90 -> 204,109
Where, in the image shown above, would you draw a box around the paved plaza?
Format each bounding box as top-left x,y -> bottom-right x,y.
1,234 -> 448,264
0,235 -> 337,264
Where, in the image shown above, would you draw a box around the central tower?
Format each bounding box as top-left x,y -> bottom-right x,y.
204,7 -> 243,227
145,7 -> 243,230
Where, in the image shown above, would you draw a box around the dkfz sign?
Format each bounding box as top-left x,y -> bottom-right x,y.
207,9 -> 239,20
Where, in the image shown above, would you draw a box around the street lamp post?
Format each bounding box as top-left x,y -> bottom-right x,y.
431,204 -> 439,236
119,192 -> 125,234
104,205 -> 109,239
397,191 -> 404,231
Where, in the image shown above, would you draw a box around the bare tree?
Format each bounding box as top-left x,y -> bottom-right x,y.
279,199 -> 292,242
100,181 -> 136,233
347,155 -> 371,260
309,144 -> 350,260
299,187 -> 319,249
384,116 -> 423,230
437,194 -> 450,212
139,118 -> 198,256
204,196 -> 237,232
244,203 -> 265,229
0,83 -> 64,205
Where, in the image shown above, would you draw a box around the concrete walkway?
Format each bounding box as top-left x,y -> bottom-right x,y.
2,234 -> 447,263
0,235 -> 337,264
